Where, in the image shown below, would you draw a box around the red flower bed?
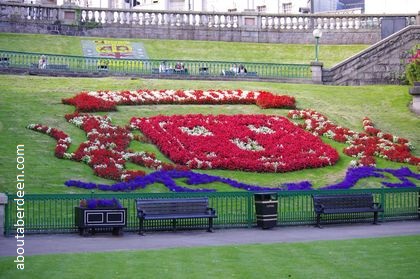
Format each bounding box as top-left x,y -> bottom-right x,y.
62,89 -> 295,111
26,124 -> 71,158
288,109 -> 420,167
130,114 -> 339,172
62,92 -> 117,112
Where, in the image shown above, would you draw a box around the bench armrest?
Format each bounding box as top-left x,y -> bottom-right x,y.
138,210 -> 146,218
314,204 -> 324,213
372,202 -> 382,210
207,207 -> 216,216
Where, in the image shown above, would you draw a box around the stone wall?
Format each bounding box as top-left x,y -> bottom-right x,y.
323,25 -> 420,85
0,3 -> 416,45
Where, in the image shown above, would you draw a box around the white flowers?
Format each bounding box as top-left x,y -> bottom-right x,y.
248,125 -> 275,134
180,126 -> 213,136
231,137 -> 264,151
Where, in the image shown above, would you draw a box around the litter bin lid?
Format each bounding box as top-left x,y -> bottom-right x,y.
254,192 -> 278,201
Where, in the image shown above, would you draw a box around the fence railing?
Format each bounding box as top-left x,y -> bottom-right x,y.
0,50 -> 312,80
4,188 -> 419,235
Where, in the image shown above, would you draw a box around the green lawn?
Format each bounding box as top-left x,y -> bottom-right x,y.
0,235 -> 419,278
0,33 -> 368,68
0,75 -> 418,194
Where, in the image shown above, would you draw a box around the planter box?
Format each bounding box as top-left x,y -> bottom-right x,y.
75,207 -> 127,236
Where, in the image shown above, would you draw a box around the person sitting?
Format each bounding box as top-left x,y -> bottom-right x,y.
38,55 -> 47,69
175,62 -> 182,71
229,63 -> 238,74
159,61 -> 168,73
238,64 -> 247,74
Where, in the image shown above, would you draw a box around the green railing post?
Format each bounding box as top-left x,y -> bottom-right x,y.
380,186 -> 386,222
247,191 -> 253,228
418,189 -> 420,219
2,193 -> 9,236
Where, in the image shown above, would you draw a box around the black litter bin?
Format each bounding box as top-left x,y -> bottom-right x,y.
254,192 -> 278,229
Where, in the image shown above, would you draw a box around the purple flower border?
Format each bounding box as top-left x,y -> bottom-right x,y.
65,166 -> 419,192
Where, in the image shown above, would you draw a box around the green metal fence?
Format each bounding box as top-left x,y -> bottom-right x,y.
4,188 -> 419,235
0,50 -> 311,80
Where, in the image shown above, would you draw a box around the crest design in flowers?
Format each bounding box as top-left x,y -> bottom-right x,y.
130,114 -> 339,172
27,89 -> 419,191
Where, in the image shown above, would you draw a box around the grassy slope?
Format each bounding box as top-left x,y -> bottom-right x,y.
0,33 -> 368,68
0,75 -> 418,194
0,235 -> 419,278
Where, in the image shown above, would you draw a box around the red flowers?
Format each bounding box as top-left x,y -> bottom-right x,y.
256,91 -> 296,109
288,109 -> 419,167
130,114 -> 339,172
26,124 -> 71,158
62,89 -> 295,111
62,92 -> 116,112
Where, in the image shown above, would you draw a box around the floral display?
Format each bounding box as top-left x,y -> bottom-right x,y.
62,89 -> 296,111
26,123 -> 71,158
130,114 -> 339,172
287,109 -> 419,167
79,198 -> 122,209
28,88 -> 418,192
28,113 -> 186,181
65,166 -> 420,192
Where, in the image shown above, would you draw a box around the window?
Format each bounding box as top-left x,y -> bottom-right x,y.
282,2 -> 292,14
257,5 -> 266,12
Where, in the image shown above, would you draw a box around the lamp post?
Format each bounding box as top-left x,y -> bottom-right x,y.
312,28 -> 322,62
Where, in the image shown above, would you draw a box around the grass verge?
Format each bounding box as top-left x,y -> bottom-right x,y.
0,235 -> 419,278
0,33 -> 368,68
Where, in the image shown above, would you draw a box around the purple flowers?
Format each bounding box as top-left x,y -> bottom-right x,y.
65,166 -> 419,192
80,198 -> 123,209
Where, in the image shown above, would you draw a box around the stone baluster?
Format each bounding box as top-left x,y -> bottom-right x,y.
194,14 -> 200,26
354,16 -> 360,29
225,15 -> 231,28
292,17 -> 298,29
104,11 -> 114,24
131,12 -> 138,25
348,17 -> 354,29
279,17 -> 285,29
201,14 -> 209,27
213,15 -> 219,27
155,13 -> 161,25
145,12 -> 151,25
162,13 -> 169,26
150,13 -> 159,25
272,16 -> 278,29
137,12 -> 144,25
260,16 -> 266,29
329,17 -> 336,30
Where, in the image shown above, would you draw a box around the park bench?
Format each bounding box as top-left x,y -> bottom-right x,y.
136,197 -> 217,235
0,57 -> 9,67
46,64 -> 69,71
312,194 -> 383,228
30,63 -> 70,71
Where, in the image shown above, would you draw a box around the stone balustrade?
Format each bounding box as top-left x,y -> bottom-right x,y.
0,3 -> 418,44
1,2 -> 416,31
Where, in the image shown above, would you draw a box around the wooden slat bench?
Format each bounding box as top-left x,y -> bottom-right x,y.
136,197 -> 217,235
46,64 -> 70,71
312,194 -> 383,228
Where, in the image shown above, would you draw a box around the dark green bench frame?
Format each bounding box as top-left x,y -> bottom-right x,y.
136,197 -> 217,235
312,194 -> 383,228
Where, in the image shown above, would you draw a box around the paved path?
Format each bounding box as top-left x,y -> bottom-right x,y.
1,220 -> 420,256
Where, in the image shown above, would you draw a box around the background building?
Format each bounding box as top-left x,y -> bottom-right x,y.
22,0 -> 420,13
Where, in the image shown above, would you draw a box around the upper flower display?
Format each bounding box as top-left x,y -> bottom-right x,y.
62,89 -> 296,111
